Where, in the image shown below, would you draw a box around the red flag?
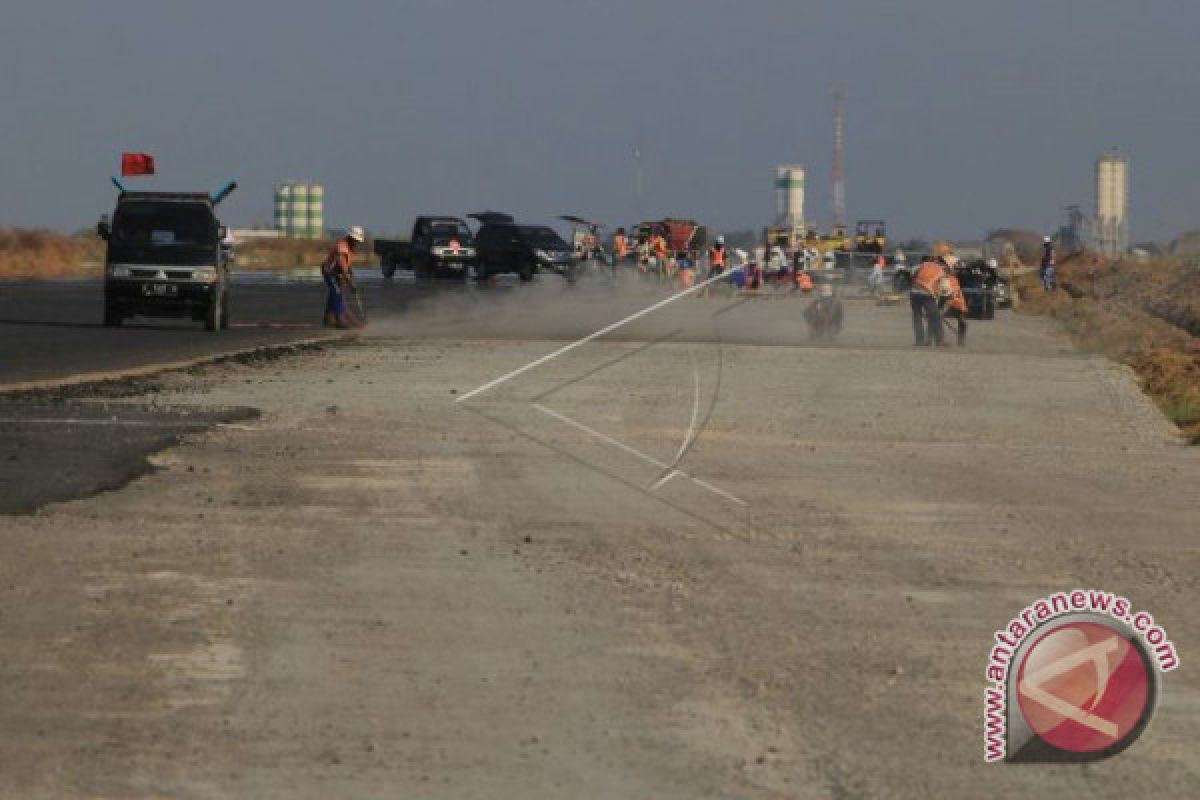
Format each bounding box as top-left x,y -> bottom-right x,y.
121,152 -> 156,176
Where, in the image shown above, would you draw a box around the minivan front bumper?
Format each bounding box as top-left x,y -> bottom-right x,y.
105,269 -> 221,318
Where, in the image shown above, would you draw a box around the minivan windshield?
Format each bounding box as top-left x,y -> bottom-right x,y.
109,202 -> 217,266
518,226 -> 568,249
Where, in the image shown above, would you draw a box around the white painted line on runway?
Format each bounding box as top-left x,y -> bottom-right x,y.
454,266 -> 738,403
663,353 -> 703,472
532,403 -> 745,506
457,266 -> 746,507
649,469 -> 682,490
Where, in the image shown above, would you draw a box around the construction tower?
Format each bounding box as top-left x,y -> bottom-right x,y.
831,88 -> 846,233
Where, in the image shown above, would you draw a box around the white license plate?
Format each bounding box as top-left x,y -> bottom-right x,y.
142,283 -> 178,297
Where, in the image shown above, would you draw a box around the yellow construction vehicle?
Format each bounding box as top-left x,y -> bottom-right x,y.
765,224 -> 805,252
854,220 -> 887,254
794,225 -> 846,254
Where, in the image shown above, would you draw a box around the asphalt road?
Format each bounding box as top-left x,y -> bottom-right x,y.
0,401 -> 255,513
0,273 -> 418,387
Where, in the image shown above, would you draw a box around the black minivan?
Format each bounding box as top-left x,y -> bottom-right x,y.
471,214 -> 576,282
98,189 -> 235,330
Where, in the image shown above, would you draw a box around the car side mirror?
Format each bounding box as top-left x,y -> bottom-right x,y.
97,217 -> 110,241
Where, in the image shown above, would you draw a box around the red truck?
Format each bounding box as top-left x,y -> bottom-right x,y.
633,218 -> 707,255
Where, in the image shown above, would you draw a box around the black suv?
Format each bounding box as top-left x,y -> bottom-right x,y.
471,215 -> 575,282
98,189 -> 235,330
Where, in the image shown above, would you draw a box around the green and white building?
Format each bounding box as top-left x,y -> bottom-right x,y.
273,181 -> 325,239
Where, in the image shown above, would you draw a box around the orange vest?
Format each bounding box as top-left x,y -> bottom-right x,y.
944,274 -> 967,313
709,245 -> 726,267
912,261 -> 944,295
613,234 -> 628,258
652,236 -> 668,257
323,239 -> 352,276
796,272 -> 814,291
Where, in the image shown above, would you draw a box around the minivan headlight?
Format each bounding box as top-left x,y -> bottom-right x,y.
193,268 -> 218,282
107,265 -> 131,278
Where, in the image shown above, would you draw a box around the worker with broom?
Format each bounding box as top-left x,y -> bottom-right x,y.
322,225 -> 366,329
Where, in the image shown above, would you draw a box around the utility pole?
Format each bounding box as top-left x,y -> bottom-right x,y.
831,88 -> 846,233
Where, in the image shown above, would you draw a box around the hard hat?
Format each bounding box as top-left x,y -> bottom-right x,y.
1043,236 -> 1052,243
716,235 -> 726,244
942,254 -> 960,268
346,226 -> 366,243
986,258 -> 998,268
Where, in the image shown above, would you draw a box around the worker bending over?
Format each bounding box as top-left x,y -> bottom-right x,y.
322,226 -> 365,329
939,265 -> 969,346
910,246 -> 952,346
803,281 -> 844,341
675,251 -> 695,289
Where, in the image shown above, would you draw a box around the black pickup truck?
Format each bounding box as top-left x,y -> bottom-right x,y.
374,216 -> 477,280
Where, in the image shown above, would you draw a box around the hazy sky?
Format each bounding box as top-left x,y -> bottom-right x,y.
2,0 -> 1198,241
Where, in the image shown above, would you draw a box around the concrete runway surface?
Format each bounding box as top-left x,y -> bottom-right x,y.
0,275 -> 1196,797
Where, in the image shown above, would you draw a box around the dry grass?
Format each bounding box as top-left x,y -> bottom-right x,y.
1017,251 -> 1200,443
0,229 -> 104,279
233,237 -> 337,270
0,229 -> 360,278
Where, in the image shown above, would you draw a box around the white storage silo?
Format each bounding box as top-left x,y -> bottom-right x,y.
1095,152 -> 1129,257
774,166 -> 805,229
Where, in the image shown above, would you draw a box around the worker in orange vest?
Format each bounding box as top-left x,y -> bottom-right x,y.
939,264 -> 969,346
910,252 -> 949,346
697,236 -> 727,297
650,232 -> 669,282
612,228 -> 628,261
795,270 -> 814,293
322,226 -> 364,328
707,236 -> 728,275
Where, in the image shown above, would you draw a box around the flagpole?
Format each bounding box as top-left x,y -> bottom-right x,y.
634,144 -> 643,221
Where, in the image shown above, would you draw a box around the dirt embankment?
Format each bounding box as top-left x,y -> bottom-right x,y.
1017,251 -> 1200,442
0,228 -> 359,279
